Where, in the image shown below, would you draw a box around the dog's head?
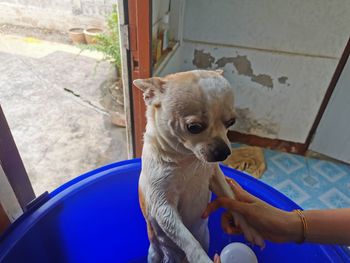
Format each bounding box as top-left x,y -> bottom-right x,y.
133,70 -> 236,162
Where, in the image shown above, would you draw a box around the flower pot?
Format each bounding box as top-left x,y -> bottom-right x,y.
68,28 -> 86,44
84,28 -> 103,44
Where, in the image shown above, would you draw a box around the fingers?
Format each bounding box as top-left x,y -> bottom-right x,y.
245,223 -> 265,248
225,178 -> 255,203
203,196 -> 266,248
214,253 -> 220,263
234,213 -> 265,248
202,197 -> 247,219
253,230 -> 265,249
225,178 -> 243,192
236,214 -> 253,244
221,211 -> 242,234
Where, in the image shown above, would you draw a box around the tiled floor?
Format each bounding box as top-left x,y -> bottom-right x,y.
260,149 -> 350,210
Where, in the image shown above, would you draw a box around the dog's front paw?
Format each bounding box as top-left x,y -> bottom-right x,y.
187,249 -> 212,263
196,256 -> 213,263
233,212 -> 265,248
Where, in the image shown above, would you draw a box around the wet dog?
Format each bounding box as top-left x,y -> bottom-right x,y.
134,70 -> 263,263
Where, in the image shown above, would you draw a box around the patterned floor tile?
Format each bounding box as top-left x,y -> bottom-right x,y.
319,188 -> 350,208
300,173 -> 321,189
260,164 -> 285,185
275,179 -> 310,204
270,153 -> 305,174
231,144 -> 350,210
299,198 -> 328,210
311,160 -> 347,182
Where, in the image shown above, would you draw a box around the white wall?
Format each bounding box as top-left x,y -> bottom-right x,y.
183,0 -> 349,58
155,44 -> 184,76
156,0 -> 350,143
310,54 -> 350,163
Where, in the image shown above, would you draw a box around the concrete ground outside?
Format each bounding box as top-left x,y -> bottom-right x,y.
0,31 -> 127,195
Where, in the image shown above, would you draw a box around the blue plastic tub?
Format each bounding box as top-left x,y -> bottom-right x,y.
0,159 -> 349,263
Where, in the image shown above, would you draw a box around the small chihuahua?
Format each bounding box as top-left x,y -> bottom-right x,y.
134,70 -> 263,263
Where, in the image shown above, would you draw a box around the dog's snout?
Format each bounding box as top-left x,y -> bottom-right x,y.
212,145 -> 231,162
209,139 -> 231,162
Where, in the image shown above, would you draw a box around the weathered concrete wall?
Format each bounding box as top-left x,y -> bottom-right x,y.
182,42 -> 338,143
0,0 -> 114,31
158,0 -> 350,143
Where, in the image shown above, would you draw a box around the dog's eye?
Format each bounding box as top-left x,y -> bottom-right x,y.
225,118 -> 236,128
187,123 -> 205,134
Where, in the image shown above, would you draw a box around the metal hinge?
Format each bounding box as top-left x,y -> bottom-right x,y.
120,24 -> 130,50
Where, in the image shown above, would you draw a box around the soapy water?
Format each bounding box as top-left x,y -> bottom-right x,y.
220,242 -> 258,263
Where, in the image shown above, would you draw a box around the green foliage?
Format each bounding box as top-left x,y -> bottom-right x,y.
80,5 -> 121,71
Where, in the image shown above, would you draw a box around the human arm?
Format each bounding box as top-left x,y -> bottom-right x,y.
203,179 -> 350,245
302,209 -> 350,245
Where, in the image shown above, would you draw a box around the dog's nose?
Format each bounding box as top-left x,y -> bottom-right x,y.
212,143 -> 231,162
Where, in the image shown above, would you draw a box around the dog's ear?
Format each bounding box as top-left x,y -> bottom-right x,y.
133,77 -> 166,105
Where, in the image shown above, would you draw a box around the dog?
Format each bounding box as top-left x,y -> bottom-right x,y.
134,70 -> 263,263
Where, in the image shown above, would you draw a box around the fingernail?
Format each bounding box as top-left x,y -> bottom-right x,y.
214,253 -> 219,262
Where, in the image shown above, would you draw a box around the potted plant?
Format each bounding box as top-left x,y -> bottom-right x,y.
68,28 -> 86,44
84,27 -> 104,44
79,5 -> 121,75
79,5 -> 124,127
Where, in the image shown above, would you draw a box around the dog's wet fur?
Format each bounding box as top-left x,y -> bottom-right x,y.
134,70 -> 263,263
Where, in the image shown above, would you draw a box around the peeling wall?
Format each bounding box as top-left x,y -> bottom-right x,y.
180,42 -> 340,142
215,54 -> 273,89
157,0 -> 350,143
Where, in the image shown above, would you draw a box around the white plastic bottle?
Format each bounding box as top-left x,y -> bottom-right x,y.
160,13 -> 170,52
220,242 -> 258,263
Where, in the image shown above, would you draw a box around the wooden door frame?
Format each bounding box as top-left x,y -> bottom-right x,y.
0,105 -> 35,210
0,203 -> 10,234
127,0 -> 152,157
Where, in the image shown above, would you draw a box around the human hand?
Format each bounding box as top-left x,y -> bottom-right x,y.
203,179 -> 302,243
214,253 -> 220,263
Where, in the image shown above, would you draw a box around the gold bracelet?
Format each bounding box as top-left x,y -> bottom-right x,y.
293,209 -> 308,243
